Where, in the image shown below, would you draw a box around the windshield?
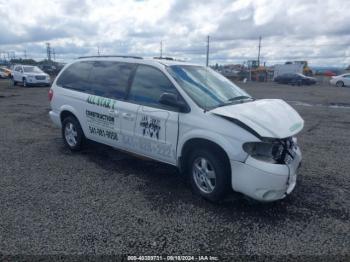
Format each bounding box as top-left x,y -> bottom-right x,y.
23,66 -> 43,73
167,65 -> 251,110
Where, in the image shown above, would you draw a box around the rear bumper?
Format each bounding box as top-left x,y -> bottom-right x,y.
49,110 -> 61,128
231,147 -> 302,202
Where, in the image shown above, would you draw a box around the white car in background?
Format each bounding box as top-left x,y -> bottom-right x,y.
49,56 -> 304,202
330,74 -> 350,87
12,65 -> 51,87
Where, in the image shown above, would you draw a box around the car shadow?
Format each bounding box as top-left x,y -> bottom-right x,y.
58,139 -> 349,225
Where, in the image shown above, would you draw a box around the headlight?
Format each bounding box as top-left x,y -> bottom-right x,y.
243,137 -> 298,164
243,141 -> 284,164
27,75 -> 34,78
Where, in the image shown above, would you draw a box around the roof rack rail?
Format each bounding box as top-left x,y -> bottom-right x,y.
78,55 -> 143,59
153,56 -> 175,61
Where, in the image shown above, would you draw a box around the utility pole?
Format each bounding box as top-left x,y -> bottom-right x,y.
97,45 -> 100,56
24,49 -> 27,59
52,48 -> 56,61
46,43 -> 52,61
160,40 -> 163,58
257,36 -> 262,67
206,35 -> 210,67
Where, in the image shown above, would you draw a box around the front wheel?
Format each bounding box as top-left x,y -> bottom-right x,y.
188,149 -> 231,202
336,81 -> 344,87
23,78 -> 27,87
62,116 -> 84,151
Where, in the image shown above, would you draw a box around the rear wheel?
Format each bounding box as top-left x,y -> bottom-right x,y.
61,116 -> 84,151
187,148 -> 230,202
336,81 -> 344,87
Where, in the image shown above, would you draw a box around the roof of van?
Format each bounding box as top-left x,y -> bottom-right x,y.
77,56 -> 200,67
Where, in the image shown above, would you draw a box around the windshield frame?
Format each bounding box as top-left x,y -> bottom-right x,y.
166,64 -> 252,111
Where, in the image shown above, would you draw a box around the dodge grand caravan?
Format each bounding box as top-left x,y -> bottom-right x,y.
49,56 -> 303,202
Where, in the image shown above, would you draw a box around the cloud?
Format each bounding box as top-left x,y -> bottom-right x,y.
0,0 -> 349,66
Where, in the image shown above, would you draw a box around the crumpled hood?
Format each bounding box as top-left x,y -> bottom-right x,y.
211,99 -> 304,139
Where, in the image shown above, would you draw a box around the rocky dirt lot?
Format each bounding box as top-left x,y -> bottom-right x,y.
0,79 -> 349,260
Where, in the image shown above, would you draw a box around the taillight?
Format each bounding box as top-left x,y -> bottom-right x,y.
48,88 -> 53,101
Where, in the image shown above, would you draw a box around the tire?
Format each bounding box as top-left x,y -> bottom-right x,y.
13,79 -> 17,86
297,80 -> 302,86
23,78 -> 27,87
336,81 -> 344,87
187,148 -> 231,202
61,116 -> 85,151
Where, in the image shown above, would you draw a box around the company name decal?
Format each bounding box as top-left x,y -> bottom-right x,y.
86,110 -> 114,123
87,95 -> 116,109
122,134 -> 171,158
88,126 -> 118,141
86,109 -> 117,141
139,115 -> 161,140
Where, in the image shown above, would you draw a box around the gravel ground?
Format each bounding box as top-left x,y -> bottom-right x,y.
0,79 -> 349,260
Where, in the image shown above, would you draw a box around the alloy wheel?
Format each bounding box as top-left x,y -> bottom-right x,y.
192,157 -> 216,194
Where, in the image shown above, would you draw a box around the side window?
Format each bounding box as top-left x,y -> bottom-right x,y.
128,65 -> 178,108
88,61 -> 135,99
56,61 -> 92,92
15,66 -> 21,72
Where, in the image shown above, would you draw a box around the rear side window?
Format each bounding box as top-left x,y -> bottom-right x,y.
57,61 -> 135,99
56,61 -> 92,92
128,65 -> 177,107
89,61 -> 135,99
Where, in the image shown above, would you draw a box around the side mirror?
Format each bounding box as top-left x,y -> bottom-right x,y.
159,93 -> 189,112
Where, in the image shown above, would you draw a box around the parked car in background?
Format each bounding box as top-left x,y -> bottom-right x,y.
12,65 -> 51,87
329,74 -> 350,87
49,56 -> 303,202
274,73 -> 317,86
0,67 -> 11,78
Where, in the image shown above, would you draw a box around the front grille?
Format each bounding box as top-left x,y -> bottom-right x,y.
35,76 -> 46,80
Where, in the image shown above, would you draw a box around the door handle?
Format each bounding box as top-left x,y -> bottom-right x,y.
108,109 -> 119,116
122,113 -> 134,120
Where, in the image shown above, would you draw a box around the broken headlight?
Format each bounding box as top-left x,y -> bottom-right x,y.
243,137 -> 296,164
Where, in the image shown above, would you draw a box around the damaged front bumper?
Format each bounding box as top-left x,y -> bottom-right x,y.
230,146 -> 302,202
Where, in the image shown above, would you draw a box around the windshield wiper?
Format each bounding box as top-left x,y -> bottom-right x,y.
206,96 -> 254,112
227,95 -> 254,102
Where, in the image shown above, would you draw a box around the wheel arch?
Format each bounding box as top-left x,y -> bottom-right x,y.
60,108 -> 87,139
178,137 -> 232,175
59,106 -> 80,124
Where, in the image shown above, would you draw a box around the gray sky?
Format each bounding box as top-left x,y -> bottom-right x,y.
0,0 -> 349,67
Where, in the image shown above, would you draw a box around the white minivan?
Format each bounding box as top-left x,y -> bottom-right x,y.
49,56 -> 303,202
